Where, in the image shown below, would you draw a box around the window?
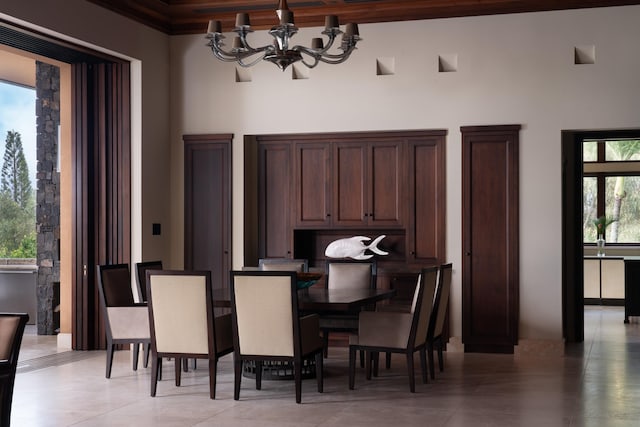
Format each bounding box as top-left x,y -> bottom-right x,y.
583,139 -> 640,244
0,81 -> 36,258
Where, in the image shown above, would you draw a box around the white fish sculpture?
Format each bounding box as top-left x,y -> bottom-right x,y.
324,235 -> 389,260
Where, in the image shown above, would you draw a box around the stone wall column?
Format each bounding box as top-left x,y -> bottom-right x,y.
35,61 -> 61,335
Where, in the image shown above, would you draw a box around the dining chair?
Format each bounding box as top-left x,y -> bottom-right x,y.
0,312 -> 29,427
135,260 -> 178,374
146,269 -> 233,399
96,264 -> 151,378
134,260 -> 163,303
348,266 -> 438,393
426,263 -> 452,379
319,259 -> 376,359
230,270 -> 324,404
258,258 -> 309,272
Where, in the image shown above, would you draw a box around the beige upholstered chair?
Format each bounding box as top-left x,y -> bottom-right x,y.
258,258 -> 308,272
427,263 -> 452,379
230,271 -> 324,404
348,266 -> 438,393
0,312 -> 29,427
96,264 -> 151,378
146,270 -> 233,399
320,260 -> 376,357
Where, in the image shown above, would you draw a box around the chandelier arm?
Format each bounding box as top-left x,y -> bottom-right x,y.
236,52 -> 270,67
300,56 -> 320,69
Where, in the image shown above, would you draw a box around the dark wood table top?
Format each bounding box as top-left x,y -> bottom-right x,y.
212,287 -> 396,312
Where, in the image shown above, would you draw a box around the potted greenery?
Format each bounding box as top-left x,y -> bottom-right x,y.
592,215 -> 616,256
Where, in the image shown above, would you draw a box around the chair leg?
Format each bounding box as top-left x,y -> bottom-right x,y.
427,341 -> 436,380
372,351 -> 379,377
132,343 -> 140,371
365,351 -> 373,380
360,349 -> 365,368
192,359 -> 197,370
151,357 -> 160,397
294,359 -> 302,404
143,343 -> 150,368
385,352 -> 391,369
208,357 -> 216,399
182,357 -> 189,372
234,359 -> 242,401
1,376 -> 16,427
436,339 -> 444,372
255,361 -> 263,390
315,351 -> 324,393
175,358 -> 182,387
419,347 -> 428,384
348,346 -> 357,390
323,331 -> 329,358
406,352 -> 415,393
106,342 -> 115,378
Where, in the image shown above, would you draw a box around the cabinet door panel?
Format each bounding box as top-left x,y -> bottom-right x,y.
601,259 -> 625,299
184,136 -> 231,290
369,142 -> 404,226
583,259 -> 601,299
334,143 -> 366,226
259,143 -> 292,258
295,143 -> 331,227
407,139 -> 445,264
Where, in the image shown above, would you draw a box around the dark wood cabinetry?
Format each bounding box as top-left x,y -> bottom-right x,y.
246,130 -> 446,269
294,142 -> 332,227
462,125 -> 520,354
333,141 -> 404,227
259,142 -> 293,258
184,134 -> 232,290
407,137 -> 446,265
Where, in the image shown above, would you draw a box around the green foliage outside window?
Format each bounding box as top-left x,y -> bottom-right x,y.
0,130 -> 36,258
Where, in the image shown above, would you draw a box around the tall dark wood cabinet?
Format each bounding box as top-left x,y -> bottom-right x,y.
184,134 -> 232,290
461,125 -> 520,354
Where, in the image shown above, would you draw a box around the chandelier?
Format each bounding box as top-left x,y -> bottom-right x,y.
205,0 -> 361,71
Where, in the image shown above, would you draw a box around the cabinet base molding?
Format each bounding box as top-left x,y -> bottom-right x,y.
514,339 -> 565,358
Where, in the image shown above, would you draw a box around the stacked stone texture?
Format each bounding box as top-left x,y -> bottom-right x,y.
35,61 -> 61,335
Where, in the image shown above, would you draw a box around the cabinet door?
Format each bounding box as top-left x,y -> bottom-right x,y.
259,143 -> 292,258
295,142 -> 331,227
368,141 -> 404,227
333,142 -> 367,226
407,138 -> 445,264
462,125 -> 520,354
583,259 -> 601,299
601,259 -> 625,299
184,135 -> 232,290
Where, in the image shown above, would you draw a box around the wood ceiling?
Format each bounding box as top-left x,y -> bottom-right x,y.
85,0 -> 639,35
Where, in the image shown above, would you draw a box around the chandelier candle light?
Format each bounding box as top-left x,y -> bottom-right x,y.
205,0 -> 361,71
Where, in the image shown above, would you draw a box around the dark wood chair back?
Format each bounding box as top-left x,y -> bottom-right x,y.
0,312 -> 29,427
135,260 -> 163,302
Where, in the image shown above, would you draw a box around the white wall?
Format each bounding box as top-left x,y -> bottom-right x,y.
170,5 -> 640,346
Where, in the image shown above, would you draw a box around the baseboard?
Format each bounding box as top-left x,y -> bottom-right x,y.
514,339 -> 565,357
57,333 -> 71,349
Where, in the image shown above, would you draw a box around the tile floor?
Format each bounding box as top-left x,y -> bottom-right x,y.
9,306 -> 640,426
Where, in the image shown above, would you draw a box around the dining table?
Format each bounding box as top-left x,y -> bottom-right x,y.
212,286 -> 396,312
